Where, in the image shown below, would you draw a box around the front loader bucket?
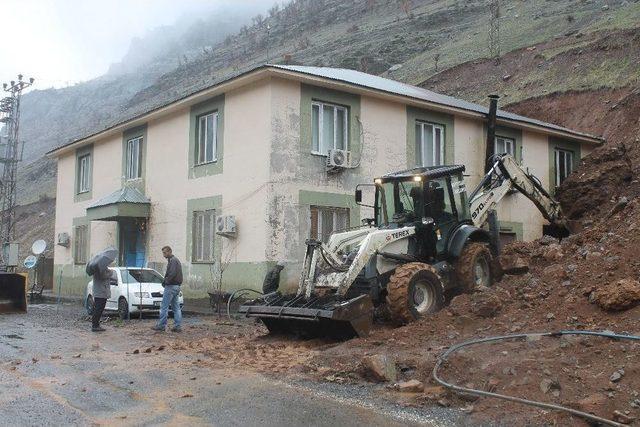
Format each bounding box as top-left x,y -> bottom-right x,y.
239,293 -> 373,339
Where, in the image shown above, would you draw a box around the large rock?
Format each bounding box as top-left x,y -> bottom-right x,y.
395,379 -> 424,393
470,289 -> 502,318
500,256 -> 529,275
362,354 -> 396,382
591,279 -> 640,311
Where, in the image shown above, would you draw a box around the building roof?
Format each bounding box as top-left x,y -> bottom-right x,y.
47,64 -> 603,157
87,186 -> 150,209
272,65 -> 601,142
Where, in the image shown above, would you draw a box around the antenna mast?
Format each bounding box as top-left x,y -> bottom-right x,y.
0,75 -> 34,268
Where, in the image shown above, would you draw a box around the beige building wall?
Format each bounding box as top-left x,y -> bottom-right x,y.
53,74 -> 597,298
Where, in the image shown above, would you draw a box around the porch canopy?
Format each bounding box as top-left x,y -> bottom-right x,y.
86,187 -> 150,221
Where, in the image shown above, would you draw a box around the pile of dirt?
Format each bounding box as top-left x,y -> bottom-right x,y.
304,160 -> 640,425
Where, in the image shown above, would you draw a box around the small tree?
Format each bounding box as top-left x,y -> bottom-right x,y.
210,239 -> 238,317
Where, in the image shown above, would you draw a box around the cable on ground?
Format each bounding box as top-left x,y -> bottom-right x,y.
432,330 -> 640,427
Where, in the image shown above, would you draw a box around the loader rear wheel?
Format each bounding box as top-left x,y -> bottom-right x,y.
455,242 -> 494,291
386,263 -> 444,325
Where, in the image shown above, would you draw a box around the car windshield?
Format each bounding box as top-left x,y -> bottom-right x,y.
121,269 -> 163,284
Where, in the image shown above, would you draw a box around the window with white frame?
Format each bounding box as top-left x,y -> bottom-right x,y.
78,154 -> 91,193
311,101 -> 348,155
74,225 -> 88,264
192,209 -> 215,262
310,206 -> 350,243
196,111 -> 218,164
495,136 -> 515,157
554,148 -> 574,186
126,136 -> 143,180
415,121 -> 445,167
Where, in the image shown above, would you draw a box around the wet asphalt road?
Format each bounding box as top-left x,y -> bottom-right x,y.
0,303 -> 463,426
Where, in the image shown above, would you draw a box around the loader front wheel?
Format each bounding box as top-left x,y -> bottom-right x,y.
386,263 -> 444,325
455,242 -> 493,292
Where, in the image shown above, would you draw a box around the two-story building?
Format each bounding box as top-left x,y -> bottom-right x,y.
47,65 -> 601,299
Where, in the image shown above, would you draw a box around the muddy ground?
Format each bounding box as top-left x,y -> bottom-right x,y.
0,303 -> 462,427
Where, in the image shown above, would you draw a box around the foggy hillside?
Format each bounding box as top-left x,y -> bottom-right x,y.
11,0 -> 640,252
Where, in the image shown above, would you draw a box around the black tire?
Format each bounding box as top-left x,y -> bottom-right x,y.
118,297 -> 129,320
386,262 -> 444,325
454,242 -> 494,292
86,295 -> 94,316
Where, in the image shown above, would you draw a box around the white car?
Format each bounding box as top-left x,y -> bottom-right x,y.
85,267 -> 184,319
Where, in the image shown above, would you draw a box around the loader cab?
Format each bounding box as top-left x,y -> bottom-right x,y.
373,165 -> 469,257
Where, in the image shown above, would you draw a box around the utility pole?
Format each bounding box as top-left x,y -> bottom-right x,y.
0,74 -> 34,269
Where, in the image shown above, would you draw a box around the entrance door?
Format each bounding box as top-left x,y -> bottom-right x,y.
119,219 -> 146,267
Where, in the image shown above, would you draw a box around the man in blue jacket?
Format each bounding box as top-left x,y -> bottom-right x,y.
152,246 -> 183,332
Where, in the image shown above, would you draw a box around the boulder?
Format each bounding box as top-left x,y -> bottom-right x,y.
500,256 -> 529,275
471,291 -> 502,318
395,379 -> 424,393
362,354 -> 396,382
575,393 -> 607,414
591,279 -> 640,311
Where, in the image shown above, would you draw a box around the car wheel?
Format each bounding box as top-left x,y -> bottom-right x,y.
86,295 -> 94,316
118,297 -> 129,320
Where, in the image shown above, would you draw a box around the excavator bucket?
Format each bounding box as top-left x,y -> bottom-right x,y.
238,293 -> 374,339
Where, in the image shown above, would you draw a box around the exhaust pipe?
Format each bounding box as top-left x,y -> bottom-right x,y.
484,94 -> 500,174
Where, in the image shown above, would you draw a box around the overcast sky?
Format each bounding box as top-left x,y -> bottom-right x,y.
0,0 -> 274,90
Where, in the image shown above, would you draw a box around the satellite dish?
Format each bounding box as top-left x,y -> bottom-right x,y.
31,239 -> 46,255
23,255 -> 37,269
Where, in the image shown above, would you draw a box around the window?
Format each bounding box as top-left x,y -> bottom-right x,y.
126,137 -> 143,180
74,225 -> 88,264
415,121 -> 444,167
192,209 -> 215,262
555,148 -> 574,186
196,111 -> 218,164
311,101 -> 348,155
495,136 -> 515,157
77,154 -> 91,193
310,206 -> 350,243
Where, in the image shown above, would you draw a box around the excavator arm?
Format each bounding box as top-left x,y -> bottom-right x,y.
468,154 -> 564,228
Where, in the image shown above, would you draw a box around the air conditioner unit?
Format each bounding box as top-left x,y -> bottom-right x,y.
216,215 -> 237,236
326,149 -> 353,171
57,232 -> 70,247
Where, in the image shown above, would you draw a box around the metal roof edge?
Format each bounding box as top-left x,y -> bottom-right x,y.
47,64 -> 603,158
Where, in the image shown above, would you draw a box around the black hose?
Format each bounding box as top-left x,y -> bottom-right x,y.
319,245 -> 350,272
432,330 -> 640,427
226,288 -> 263,320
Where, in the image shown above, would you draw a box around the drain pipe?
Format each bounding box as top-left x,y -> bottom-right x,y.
485,95 -> 501,254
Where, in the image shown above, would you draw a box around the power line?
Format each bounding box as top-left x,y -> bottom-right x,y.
0,74 -> 34,269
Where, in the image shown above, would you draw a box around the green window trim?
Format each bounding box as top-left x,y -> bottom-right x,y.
189,95 -> 225,179
497,220 -> 523,241
299,190 -> 360,231
186,195 -> 222,264
548,137 -> 581,193
74,145 -> 93,203
300,84 -> 361,158
494,125 -> 523,163
406,106 -> 454,167
121,125 -> 147,193
72,216 -> 90,265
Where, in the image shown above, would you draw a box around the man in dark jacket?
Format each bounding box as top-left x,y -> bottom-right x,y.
89,267 -> 116,332
152,246 -> 183,332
